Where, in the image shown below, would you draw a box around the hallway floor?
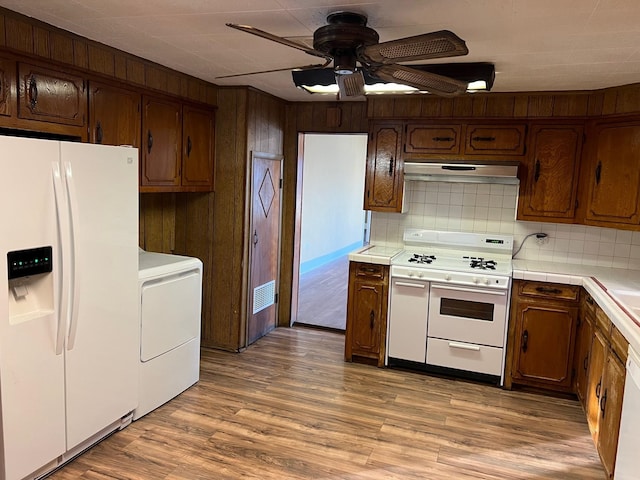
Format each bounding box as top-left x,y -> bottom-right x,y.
296,255 -> 348,330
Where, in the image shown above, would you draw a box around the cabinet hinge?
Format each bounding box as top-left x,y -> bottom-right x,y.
274,293 -> 279,304
367,189 -> 370,198
583,133 -> 587,144
279,178 -> 283,189
571,367 -> 576,381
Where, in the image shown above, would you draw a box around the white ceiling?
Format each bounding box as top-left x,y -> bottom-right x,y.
2,0 -> 640,102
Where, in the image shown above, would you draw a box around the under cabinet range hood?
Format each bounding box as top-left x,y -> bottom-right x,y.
403,161 -> 520,184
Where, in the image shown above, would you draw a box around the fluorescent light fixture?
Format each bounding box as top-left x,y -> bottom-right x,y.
292,63 -> 495,96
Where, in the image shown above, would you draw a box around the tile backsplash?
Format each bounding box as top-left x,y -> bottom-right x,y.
369,181 -> 640,270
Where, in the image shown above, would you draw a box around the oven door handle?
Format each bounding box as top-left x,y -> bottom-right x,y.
394,281 -> 427,289
431,284 -> 507,296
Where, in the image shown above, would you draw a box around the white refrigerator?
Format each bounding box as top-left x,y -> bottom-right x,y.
0,137 -> 139,480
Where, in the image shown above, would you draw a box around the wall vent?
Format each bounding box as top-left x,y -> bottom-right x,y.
253,280 -> 275,314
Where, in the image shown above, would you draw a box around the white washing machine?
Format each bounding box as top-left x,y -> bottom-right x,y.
134,249 -> 203,420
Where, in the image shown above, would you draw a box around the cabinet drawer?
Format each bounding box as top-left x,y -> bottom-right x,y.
518,281 -> 580,302
581,289 -> 597,317
610,325 -> 629,363
352,262 -> 387,280
404,123 -> 462,155
464,124 -> 526,155
595,306 -> 612,337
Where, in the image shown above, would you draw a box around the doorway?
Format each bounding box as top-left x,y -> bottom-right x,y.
293,133 -> 368,330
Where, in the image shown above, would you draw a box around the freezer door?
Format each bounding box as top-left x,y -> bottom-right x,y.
0,137 -> 66,480
60,142 -> 139,449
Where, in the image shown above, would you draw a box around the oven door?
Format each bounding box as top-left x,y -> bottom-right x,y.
428,283 -> 508,347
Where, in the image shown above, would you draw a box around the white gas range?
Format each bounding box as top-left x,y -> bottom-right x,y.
387,229 -> 514,385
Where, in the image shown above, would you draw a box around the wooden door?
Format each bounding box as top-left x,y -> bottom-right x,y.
586,121 -> 640,225
364,123 -> 403,212
88,81 -> 140,148
18,62 -> 86,126
574,310 -> 594,406
512,301 -> 577,389
140,95 -> 181,188
586,329 -> 607,439
248,152 -> 282,345
518,124 -> 583,221
598,352 -> 626,478
0,55 -> 15,117
181,104 -> 215,190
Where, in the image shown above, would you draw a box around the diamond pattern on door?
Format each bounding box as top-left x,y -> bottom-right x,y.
259,168 -> 276,218
258,169 -> 276,217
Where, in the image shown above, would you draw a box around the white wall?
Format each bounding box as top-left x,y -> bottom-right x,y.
300,134 -> 367,267
370,180 -> 640,270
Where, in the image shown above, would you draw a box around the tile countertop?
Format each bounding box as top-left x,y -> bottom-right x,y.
347,245 -> 402,265
513,260 -> 640,356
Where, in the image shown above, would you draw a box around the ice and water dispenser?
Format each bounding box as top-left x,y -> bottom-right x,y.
7,246 -> 54,324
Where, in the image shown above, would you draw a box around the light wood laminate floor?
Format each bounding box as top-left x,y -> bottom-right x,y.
50,327 -> 604,479
296,255 -> 348,330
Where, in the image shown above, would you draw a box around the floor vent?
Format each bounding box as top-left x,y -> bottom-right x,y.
253,280 -> 275,314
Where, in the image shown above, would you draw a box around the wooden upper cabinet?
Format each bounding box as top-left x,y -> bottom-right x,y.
0,56 -> 15,117
364,123 -> 403,212
141,95 -> 181,189
181,104 -> 215,190
88,81 -> 141,148
463,124 -> 526,155
17,62 -> 86,126
518,124 -> 584,221
404,123 -> 461,155
585,119 -> 640,226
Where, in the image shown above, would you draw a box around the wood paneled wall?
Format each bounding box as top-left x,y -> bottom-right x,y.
0,7 -> 217,105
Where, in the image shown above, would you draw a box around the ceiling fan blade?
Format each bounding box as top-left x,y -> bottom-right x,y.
370,64 -> 468,97
216,61 -> 331,79
226,23 -> 331,61
361,30 -> 468,64
336,71 -> 365,99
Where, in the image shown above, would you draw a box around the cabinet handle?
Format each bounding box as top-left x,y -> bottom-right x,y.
600,388 -> 608,418
96,122 -> 103,144
187,136 -> 192,157
432,136 -> 454,142
586,296 -> 594,305
147,130 -> 153,154
388,156 -> 394,176
472,136 -> 496,142
595,161 -> 602,185
583,355 -> 589,372
535,286 -> 562,295
522,329 -> 529,353
253,230 -> 258,246
28,75 -> 38,110
370,310 -> 375,330
534,159 -> 541,182
595,378 -> 602,399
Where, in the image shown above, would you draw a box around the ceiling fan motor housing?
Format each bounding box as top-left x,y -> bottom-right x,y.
313,12 -> 379,74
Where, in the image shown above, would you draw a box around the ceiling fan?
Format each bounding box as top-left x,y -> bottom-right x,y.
221,11 -> 471,99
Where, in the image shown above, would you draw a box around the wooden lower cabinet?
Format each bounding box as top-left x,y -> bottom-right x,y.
345,262 -> 389,367
574,293 -> 595,406
506,280 -> 579,391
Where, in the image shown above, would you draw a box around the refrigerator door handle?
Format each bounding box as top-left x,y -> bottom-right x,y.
64,161 -> 81,351
52,162 -> 68,355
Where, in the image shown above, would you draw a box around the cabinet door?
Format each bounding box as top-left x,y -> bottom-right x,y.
464,124 -> 526,155
585,121 -> 640,225
88,82 -> 140,148
364,123 -> 403,212
511,300 -> 577,389
181,104 -> 215,190
586,328 -> 607,438
574,310 -> 594,406
18,62 -> 86,126
518,124 -> 583,221
141,95 -> 181,188
597,351 -> 626,478
404,123 -> 461,155
0,56 -> 15,117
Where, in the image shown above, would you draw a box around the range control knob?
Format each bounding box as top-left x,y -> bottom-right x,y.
472,277 -> 479,284
483,278 -> 490,285
408,271 -> 414,277
418,272 -> 424,278
444,274 -> 452,281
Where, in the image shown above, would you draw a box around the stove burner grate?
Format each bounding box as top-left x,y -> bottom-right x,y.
408,254 -> 436,264
466,256 -> 497,270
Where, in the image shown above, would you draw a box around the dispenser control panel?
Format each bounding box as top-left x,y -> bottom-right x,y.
7,246 -> 52,280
